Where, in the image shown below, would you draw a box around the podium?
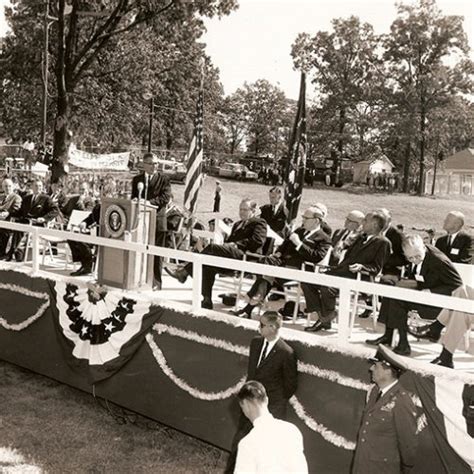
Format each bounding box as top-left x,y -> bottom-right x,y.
97,197 -> 156,290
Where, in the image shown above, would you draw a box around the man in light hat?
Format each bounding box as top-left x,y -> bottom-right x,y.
352,348 -> 418,474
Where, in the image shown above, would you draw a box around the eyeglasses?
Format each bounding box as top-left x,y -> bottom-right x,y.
259,322 -> 273,328
302,216 -> 316,220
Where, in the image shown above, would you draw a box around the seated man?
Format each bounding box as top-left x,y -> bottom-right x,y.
313,202 -> 332,236
409,285 -> 473,368
435,211 -> 473,264
6,179 -> 59,261
65,183 -> 96,277
259,187 -> 286,236
304,211 -> 391,333
0,178 -> 22,258
330,210 -> 364,265
367,234 -> 463,355
166,198 -> 267,309
232,206 -> 331,318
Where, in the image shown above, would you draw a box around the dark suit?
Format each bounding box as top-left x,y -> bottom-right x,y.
379,245 -> 463,329
384,225 -> 408,275
330,228 -> 360,265
259,203 -> 286,235
65,195 -> 96,270
247,227 -> 331,300
435,231 -> 473,264
302,234 -> 391,322
226,335 -> 298,473
0,192 -> 22,257
183,217 -> 267,300
131,172 -> 171,287
8,193 -> 59,259
352,383 -> 418,474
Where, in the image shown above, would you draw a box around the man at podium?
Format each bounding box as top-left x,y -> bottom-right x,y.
131,152 -> 171,289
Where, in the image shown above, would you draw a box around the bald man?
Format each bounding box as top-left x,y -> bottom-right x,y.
435,211 -> 472,264
330,210 -> 364,265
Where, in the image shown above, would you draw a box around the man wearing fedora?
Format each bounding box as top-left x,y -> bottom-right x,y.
352,348 -> 418,474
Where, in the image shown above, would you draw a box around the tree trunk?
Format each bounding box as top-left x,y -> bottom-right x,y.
333,107 -> 346,183
417,104 -> 426,196
402,141 -> 411,193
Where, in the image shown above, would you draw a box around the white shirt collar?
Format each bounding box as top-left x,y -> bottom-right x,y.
380,380 -> 398,397
259,337 -> 279,363
449,231 -> 459,243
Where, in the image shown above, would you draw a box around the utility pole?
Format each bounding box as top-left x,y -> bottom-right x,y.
41,0 -> 49,148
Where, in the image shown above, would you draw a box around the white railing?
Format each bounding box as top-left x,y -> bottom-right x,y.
0,220 -> 473,343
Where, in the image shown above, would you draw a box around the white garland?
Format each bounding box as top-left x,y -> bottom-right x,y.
0,283 -> 50,331
146,333 -> 247,401
290,396 -> 356,451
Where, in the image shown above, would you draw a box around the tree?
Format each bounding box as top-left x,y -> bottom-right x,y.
0,0 -> 237,181
291,16 -> 382,180
237,79 -> 288,157
384,0 -> 473,195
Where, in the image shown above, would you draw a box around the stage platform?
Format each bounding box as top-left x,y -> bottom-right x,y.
0,260 -> 473,473
1,255 -> 473,373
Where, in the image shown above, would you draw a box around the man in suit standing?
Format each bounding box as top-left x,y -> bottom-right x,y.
352,349 -> 418,474
435,211 -> 472,264
131,153 -> 172,290
304,211 -> 391,332
166,198 -> 267,309
259,187 -> 286,236
226,311 -> 298,473
6,179 -> 59,261
232,206 -> 331,318
367,234 -> 463,355
0,178 -> 22,259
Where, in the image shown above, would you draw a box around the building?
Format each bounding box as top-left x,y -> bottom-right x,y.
425,148 -> 474,196
352,155 -> 395,184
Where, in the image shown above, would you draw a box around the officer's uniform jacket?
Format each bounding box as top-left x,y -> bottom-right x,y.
352,382 -> 418,474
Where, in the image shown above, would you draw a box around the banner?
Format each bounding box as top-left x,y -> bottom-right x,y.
68,144 -> 130,170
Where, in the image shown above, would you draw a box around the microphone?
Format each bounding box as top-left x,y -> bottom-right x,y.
137,182 -> 144,200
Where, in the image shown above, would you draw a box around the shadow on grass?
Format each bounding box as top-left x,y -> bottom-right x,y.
0,361 -> 227,473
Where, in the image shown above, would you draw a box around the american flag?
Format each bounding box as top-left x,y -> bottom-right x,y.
284,72 -> 307,225
183,89 -> 204,214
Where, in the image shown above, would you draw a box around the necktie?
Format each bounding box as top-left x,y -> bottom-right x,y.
449,235 -> 454,247
258,340 -> 269,367
375,390 -> 382,402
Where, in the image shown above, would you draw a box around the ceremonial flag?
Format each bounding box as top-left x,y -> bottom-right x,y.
284,72 -> 307,225
183,88 -> 204,214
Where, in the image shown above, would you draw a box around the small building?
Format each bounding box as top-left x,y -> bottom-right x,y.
425,148 -> 474,196
352,155 -> 395,184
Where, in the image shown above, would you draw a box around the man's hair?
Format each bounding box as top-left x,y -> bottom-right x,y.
142,152 -> 157,162
370,211 -> 387,232
241,198 -> 258,211
402,233 -> 425,251
2,178 -> 13,187
313,202 -> 328,218
269,186 -> 282,195
237,381 -> 268,403
448,211 -> 465,227
261,311 -> 283,329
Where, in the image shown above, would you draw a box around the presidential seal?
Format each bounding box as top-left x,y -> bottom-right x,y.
104,204 -> 127,238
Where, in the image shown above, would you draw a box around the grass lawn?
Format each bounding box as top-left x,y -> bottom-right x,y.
172,178 -> 474,236
0,361 -> 227,473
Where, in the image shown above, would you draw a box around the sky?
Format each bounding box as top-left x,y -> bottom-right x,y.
1,0 -> 472,100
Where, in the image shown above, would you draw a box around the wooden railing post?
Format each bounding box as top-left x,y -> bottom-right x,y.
31,228 -> 40,274
338,287 -> 351,342
192,255 -> 203,312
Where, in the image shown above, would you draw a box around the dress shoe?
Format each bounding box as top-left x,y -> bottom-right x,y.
358,309 -> 372,319
165,266 -> 188,284
408,324 -> 440,342
14,251 -> 24,262
230,307 -> 252,318
304,321 -> 331,332
393,343 -> 411,356
430,356 -> 454,369
201,298 -> 213,310
365,335 -> 392,346
4,254 -> 14,262
268,293 -> 284,301
71,266 -> 92,277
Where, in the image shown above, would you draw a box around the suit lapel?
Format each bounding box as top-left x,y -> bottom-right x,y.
368,383 -> 399,412
257,339 -> 279,368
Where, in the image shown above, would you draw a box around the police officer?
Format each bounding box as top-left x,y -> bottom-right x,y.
352,348 -> 418,474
